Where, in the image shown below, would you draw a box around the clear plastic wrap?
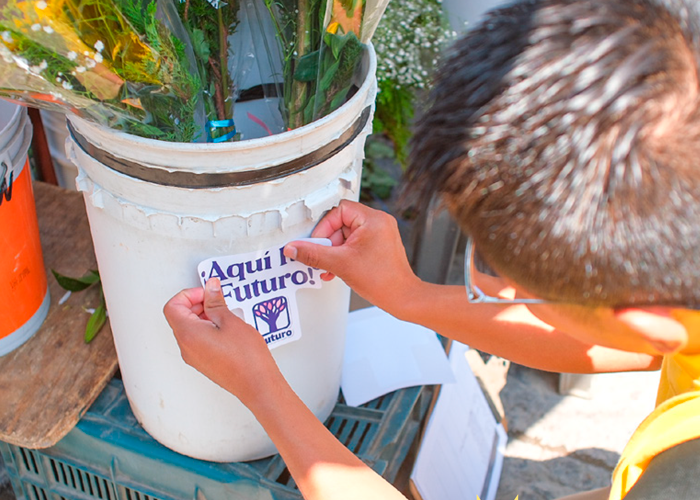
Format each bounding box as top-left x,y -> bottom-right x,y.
310,0 -> 389,121
0,0 -> 389,142
0,0 -> 205,142
257,0 -> 388,130
177,0 -> 241,142
232,0 -> 285,139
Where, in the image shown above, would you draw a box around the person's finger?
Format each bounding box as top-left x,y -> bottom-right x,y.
191,303 -> 204,317
170,287 -> 205,310
311,205 -> 346,239
163,287 -> 205,327
284,239 -> 344,274
327,228 -> 346,247
203,278 -> 231,328
310,200 -> 369,239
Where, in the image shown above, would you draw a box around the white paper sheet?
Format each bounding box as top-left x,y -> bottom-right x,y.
411,341 -> 507,500
340,307 -> 455,407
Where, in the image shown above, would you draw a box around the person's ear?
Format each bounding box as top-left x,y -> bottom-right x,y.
614,307 -> 689,354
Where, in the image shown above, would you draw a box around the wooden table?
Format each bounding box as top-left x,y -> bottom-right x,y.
0,182 -> 118,449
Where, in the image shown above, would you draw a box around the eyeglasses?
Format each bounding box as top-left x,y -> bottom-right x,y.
464,237 -> 548,305
465,237 -> 700,311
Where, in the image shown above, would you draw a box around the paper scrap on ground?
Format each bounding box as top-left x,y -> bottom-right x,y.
198,238 -> 331,349
411,342 -> 507,500
341,307 -> 455,407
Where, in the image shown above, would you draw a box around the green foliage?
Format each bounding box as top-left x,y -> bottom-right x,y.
85,301 -> 107,343
369,0 -> 454,169
176,0 -> 238,141
374,80 -> 415,168
190,28 -> 211,61
0,0 -> 202,142
265,0 -> 368,129
52,269 -> 107,344
361,137 -> 398,201
51,269 -> 100,292
119,0 -> 148,33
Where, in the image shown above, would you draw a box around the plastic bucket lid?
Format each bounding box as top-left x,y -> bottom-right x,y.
0,99 -> 25,154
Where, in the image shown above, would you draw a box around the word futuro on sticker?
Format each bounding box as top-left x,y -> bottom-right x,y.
198,239 -> 331,349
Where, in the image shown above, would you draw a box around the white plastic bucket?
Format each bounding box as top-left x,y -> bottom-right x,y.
0,100 -> 50,356
39,110 -> 77,190
67,48 -> 377,462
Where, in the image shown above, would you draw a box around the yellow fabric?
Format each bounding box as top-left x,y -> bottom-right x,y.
609,310 -> 700,500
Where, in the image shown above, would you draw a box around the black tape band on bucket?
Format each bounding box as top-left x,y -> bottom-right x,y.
67,106 -> 371,189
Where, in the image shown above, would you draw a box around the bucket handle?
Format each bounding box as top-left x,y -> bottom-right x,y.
0,122 -> 34,203
0,155 -> 12,204
67,106 -> 372,189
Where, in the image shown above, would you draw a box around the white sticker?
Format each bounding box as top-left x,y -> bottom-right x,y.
197,238 -> 331,349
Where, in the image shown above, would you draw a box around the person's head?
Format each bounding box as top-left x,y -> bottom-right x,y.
408,0 -> 700,353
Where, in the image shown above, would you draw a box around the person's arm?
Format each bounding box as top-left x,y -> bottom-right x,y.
285,200 -> 662,374
397,281 -> 660,373
163,280 -> 407,500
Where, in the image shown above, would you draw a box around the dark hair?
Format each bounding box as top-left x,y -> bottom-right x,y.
407,0 -> 700,307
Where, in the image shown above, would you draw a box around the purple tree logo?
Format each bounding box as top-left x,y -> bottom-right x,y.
253,297 -> 290,334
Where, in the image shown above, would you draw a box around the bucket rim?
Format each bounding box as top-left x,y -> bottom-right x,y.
67,44 -> 377,153
1,120 -> 32,179
0,100 -> 25,144
68,106 -> 371,187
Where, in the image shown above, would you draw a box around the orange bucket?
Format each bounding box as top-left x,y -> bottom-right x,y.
0,101 -> 49,356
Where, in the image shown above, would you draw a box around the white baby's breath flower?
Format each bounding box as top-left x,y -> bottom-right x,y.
43,25 -> 54,34
31,24 -> 41,31
373,0 -> 453,88
36,0 -> 47,8
85,58 -> 96,69
94,40 -> 104,52
75,66 -> 86,73
62,80 -> 73,90
1,31 -> 12,43
94,52 -> 103,63
67,51 -> 77,60
39,60 -> 47,70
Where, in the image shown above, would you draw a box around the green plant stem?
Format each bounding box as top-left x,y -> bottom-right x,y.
218,5 -> 232,120
291,0 -> 310,129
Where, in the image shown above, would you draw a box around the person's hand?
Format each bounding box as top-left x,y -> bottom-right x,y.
163,278 -> 283,408
283,200 -> 421,316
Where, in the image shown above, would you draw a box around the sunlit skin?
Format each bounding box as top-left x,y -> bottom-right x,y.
468,249 -> 695,357
164,200 -> 692,500
164,278 -> 409,500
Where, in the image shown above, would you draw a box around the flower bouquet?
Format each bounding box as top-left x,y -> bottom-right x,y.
0,0 -> 205,141
257,0 -> 389,130
0,0 -> 388,143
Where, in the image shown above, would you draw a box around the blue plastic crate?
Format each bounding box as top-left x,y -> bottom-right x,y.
1,379 -> 431,500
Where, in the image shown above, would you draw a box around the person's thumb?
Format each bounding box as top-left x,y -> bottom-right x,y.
204,278 -> 231,328
284,240 -> 340,277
